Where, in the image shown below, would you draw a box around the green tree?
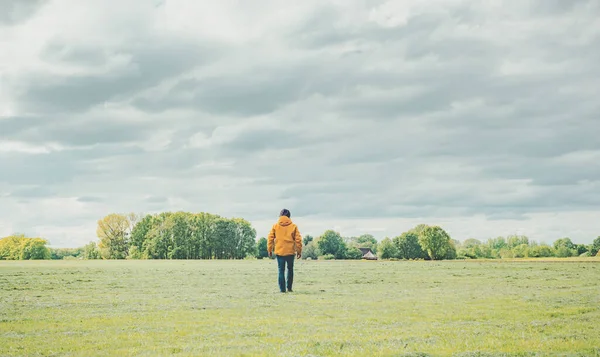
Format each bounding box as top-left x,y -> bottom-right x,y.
356,234 -> 378,254
302,242 -> 321,260
0,235 -> 50,260
345,246 -> 363,260
463,238 -> 482,248
0,235 -> 25,260
378,237 -> 398,259
303,234 -> 314,247
418,226 -> 452,260
317,230 -> 347,259
507,235 -> 529,248
257,237 -> 268,259
512,244 -> 530,258
530,244 -> 555,258
555,246 -> 573,258
127,246 -> 143,259
575,244 -> 588,255
20,238 -> 51,260
50,248 -> 83,260
590,237 -> 600,256
83,242 -> 101,259
445,239 -> 457,260
393,232 -> 424,259
487,237 -> 507,251
553,237 -> 575,251
97,213 -> 134,259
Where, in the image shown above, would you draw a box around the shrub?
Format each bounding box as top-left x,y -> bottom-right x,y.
323,254 -> 335,260
345,247 -> 363,260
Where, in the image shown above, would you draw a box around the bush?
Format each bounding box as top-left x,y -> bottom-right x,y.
457,249 -> 477,259
555,246 -> 573,258
345,247 -> 363,260
127,246 -> 143,259
499,248 -> 514,259
322,254 -> 335,260
303,242 -> 321,260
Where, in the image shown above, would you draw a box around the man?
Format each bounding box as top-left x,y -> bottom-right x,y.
267,209 -> 302,293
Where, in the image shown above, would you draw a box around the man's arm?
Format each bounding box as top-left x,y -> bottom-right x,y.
294,225 -> 303,257
267,225 -> 276,256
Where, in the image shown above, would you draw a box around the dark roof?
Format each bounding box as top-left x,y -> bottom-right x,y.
358,248 -> 373,255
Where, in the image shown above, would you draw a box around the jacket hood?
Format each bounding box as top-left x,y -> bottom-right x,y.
278,216 -> 292,226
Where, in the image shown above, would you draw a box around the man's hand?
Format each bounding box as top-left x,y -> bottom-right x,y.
296,253 -> 301,259
268,251 -> 272,258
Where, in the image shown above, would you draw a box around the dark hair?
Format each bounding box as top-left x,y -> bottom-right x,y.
280,209 -> 291,218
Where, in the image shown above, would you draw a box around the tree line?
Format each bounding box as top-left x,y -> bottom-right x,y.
93,211 -> 257,260
2,217 -> 600,261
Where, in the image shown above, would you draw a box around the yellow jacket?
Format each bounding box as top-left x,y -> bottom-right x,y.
268,216 -> 302,256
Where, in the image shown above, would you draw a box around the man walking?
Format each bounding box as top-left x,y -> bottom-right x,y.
268,209 -> 302,293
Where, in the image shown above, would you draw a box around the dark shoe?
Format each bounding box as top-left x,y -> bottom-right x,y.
287,289 -> 293,293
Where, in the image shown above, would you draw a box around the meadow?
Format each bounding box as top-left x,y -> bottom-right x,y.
1,259 -> 599,356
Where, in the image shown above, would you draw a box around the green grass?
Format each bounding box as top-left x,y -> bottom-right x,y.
1,259 -> 600,357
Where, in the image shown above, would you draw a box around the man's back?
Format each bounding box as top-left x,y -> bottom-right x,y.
268,215 -> 302,257
268,209 -> 302,293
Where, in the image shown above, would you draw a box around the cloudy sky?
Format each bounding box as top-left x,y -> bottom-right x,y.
1,0 -> 599,247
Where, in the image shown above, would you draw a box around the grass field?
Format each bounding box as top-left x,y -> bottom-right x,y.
1,259 -> 600,356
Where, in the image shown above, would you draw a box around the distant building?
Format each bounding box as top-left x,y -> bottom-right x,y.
358,248 -> 378,260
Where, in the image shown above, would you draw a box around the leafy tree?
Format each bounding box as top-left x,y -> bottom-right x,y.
0,235 -> 51,260
303,234 -> 314,247
83,242 -> 101,259
0,235 -> 25,260
418,226 -> 453,260
356,234 -> 378,254
512,244 -> 530,258
317,230 -> 347,259
50,247 -> 83,260
590,237 -> 600,256
378,237 -> 398,259
529,244 -> 555,258
345,246 -> 363,260
20,238 -> 51,260
575,244 -> 588,255
555,246 -> 573,258
487,237 -> 507,250
463,238 -> 482,248
97,213 -> 134,259
257,237 -> 268,259
409,224 -> 429,236
553,237 -> 575,251
127,246 -> 143,259
302,242 -> 321,260
445,239 -> 457,260
507,235 -> 529,248
393,232 -> 424,259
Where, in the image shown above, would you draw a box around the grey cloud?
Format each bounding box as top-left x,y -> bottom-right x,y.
145,196 -> 167,204
133,63 -> 321,116
10,185 -> 56,198
17,38 -> 219,114
0,0 -> 46,25
77,196 -> 103,203
0,145 -> 144,186
0,115 -> 155,146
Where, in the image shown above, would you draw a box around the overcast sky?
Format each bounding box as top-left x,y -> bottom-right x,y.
1,0 -> 599,247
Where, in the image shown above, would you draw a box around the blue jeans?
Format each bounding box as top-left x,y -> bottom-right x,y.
276,255 -> 295,292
